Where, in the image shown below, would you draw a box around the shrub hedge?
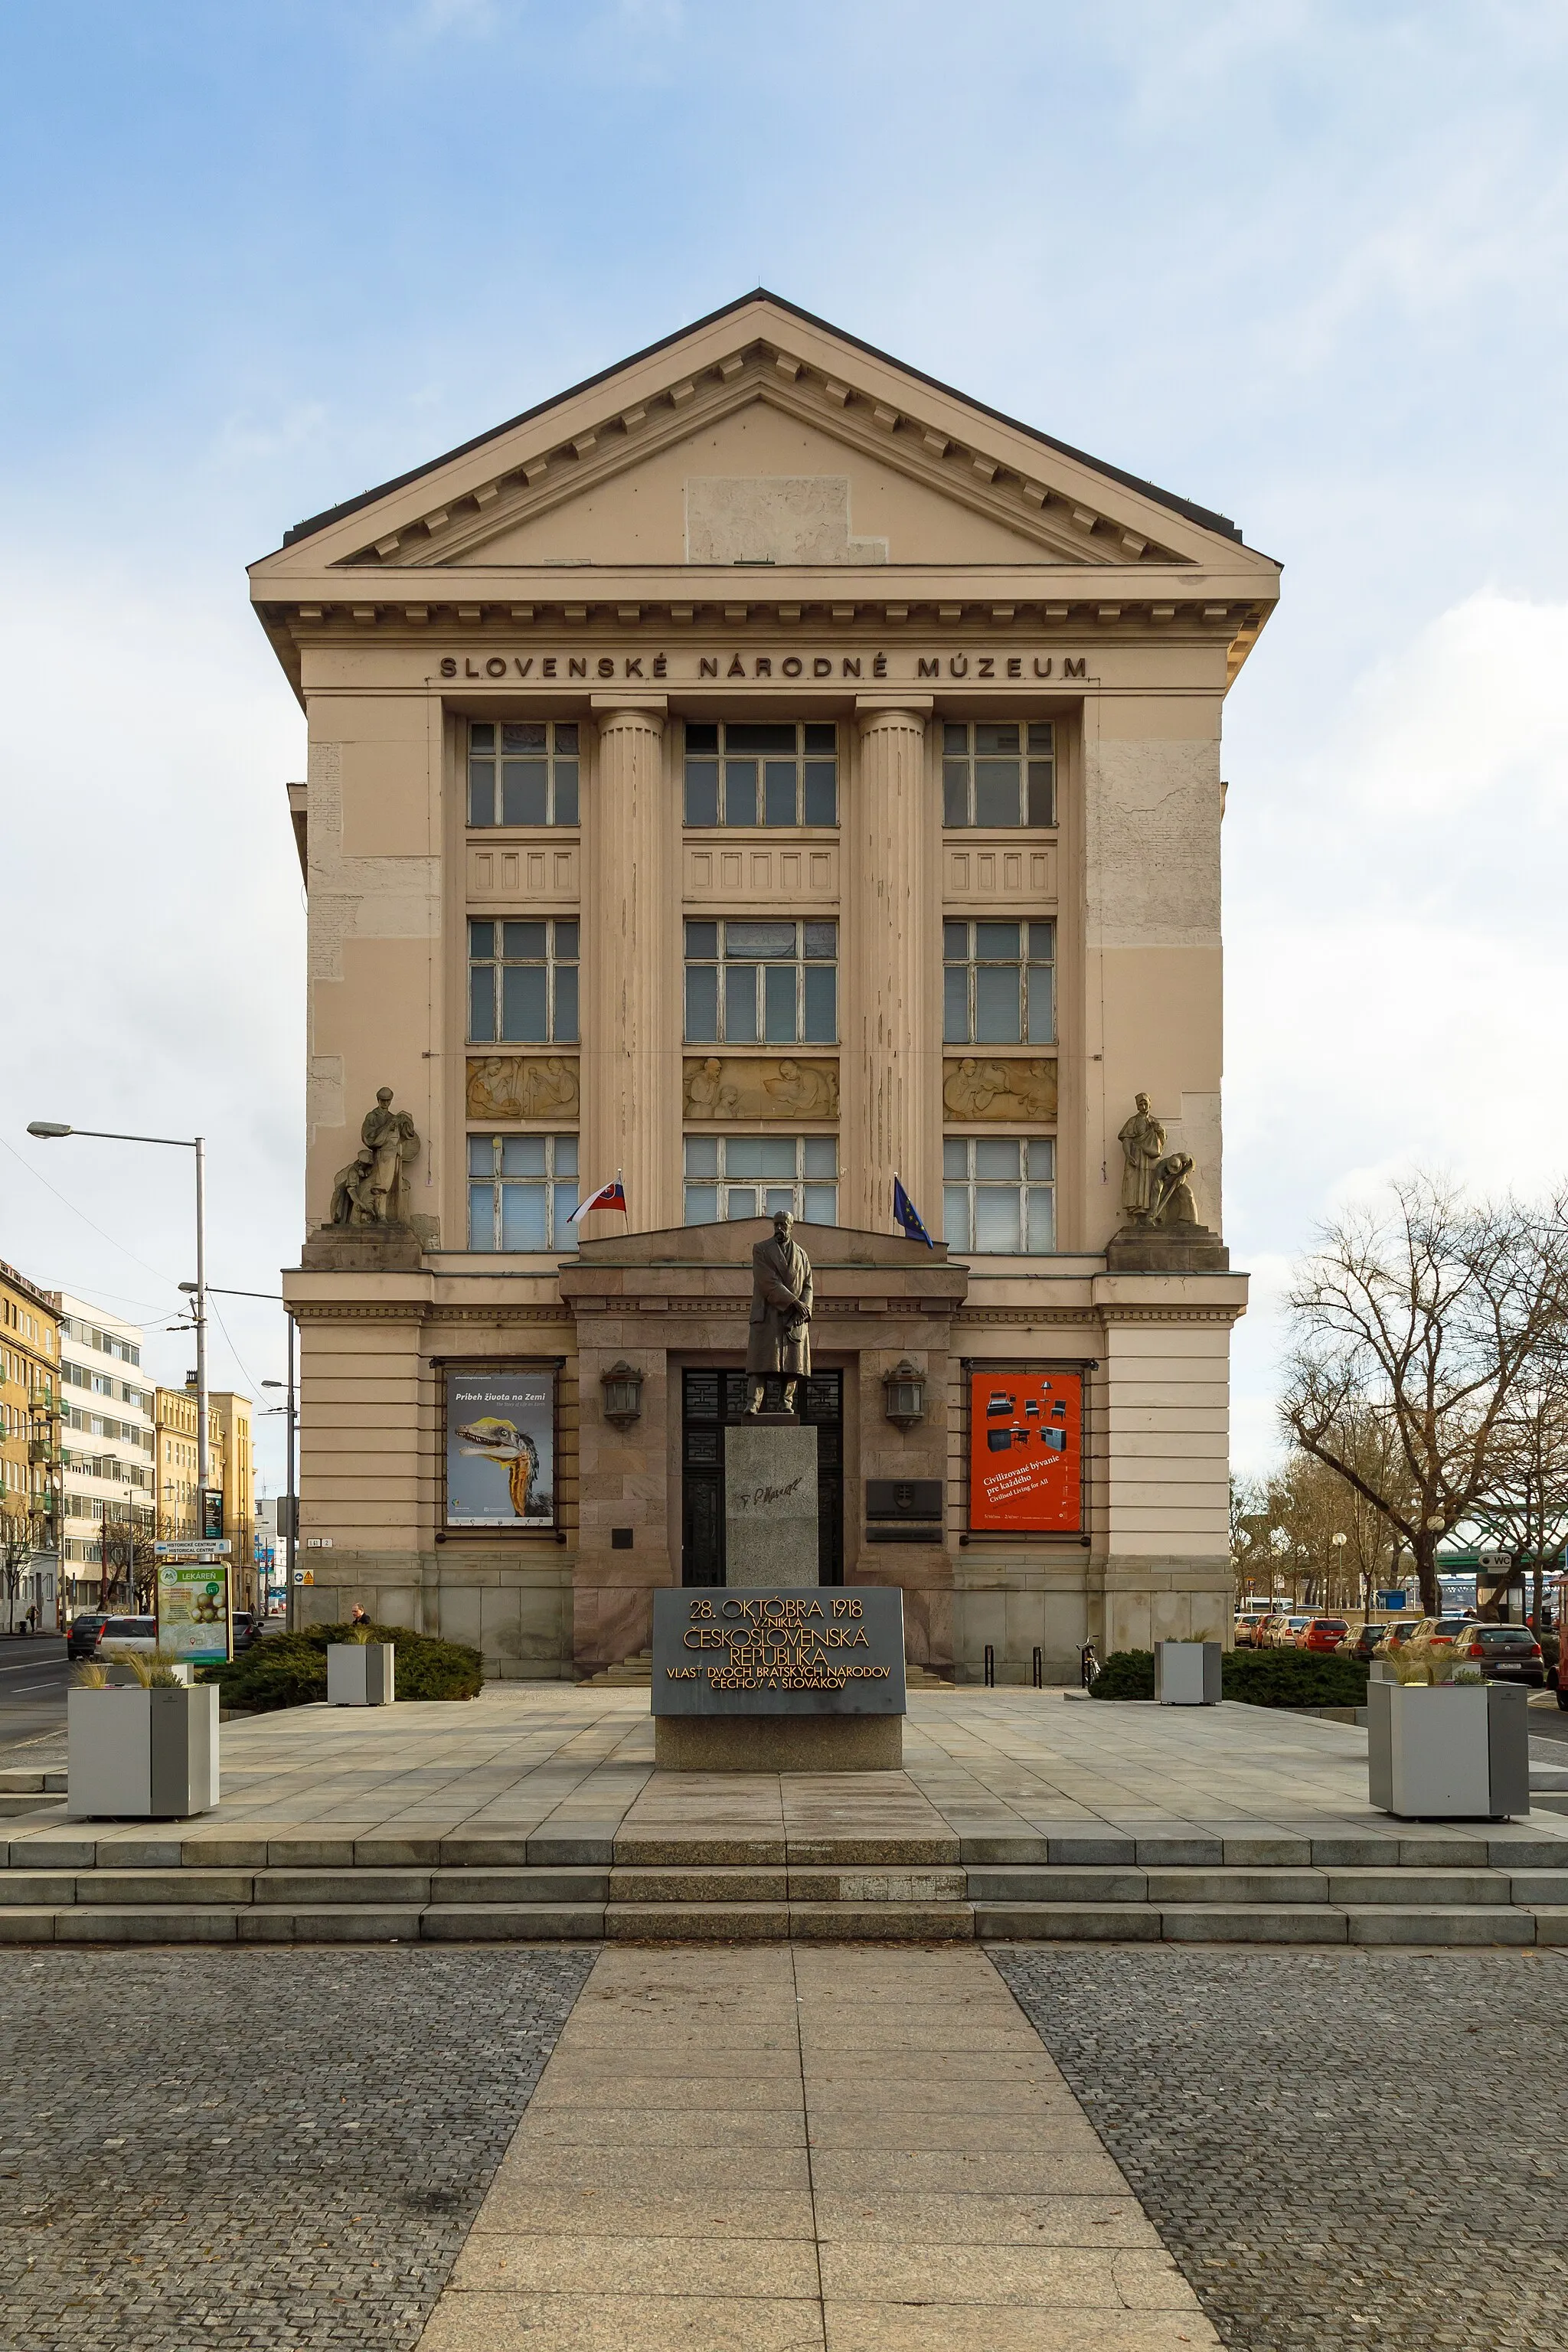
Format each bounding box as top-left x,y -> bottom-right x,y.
204,1621 -> 483,1713
1089,1645 -> 1369,1709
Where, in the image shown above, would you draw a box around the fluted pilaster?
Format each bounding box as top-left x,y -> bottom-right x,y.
580,702 -> 681,1231
842,703 -> 941,1232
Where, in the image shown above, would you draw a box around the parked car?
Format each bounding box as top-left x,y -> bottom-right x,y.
1374,1618 -> 1431,1655
1296,1617 -> 1350,1653
93,1615 -> 159,1658
1233,1612 -> 1266,1648
1452,1625 -> 1547,1686
1428,1615 -> 1475,1648
230,1610 -> 262,1655
1269,1615 -> 1312,1649
1341,1622 -> 1387,1662
65,1611 -> 109,1661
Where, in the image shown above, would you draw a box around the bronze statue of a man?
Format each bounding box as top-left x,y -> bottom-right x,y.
744,1209 -> 813,1416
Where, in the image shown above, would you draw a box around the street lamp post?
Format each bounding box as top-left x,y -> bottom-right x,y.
1330,1529 -> 1348,1612
28,1121 -> 209,1595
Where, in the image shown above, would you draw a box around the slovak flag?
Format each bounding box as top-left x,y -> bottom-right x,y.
568,1170 -> 628,1223
892,1174 -> 934,1248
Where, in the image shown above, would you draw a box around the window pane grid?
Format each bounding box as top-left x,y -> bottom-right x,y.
942,1135 -> 1055,1255
684,721 -> 838,828
684,919 -> 837,1044
468,919 -> 579,1044
466,1133 -> 580,1250
683,1135 -> 838,1228
468,720 -> 580,828
941,719 -> 1054,828
942,920 -> 1055,1046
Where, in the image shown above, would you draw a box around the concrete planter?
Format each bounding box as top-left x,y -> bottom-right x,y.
1367,1678 -> 1529,1818
327,1642 -> 395,1707
1155,1641 -> 1222,1705
67,1685 -> 220,1819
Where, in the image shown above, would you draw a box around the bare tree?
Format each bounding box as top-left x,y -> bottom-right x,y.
1281,1174 -> 1568,1619
0,1509 -> 45,1632
1472,1348 -> 1568,1627
100,1512 -> 157,1614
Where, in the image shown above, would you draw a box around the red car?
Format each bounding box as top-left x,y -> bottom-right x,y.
1296,1617 -> 1350,1653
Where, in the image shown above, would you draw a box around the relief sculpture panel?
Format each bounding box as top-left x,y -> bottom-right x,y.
467,1055 -> 581,1122
942,1057 -> 1057,1122
683,1057 -> 840,1121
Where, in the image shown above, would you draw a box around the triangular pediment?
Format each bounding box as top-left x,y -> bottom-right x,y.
253,292 -> 1272,583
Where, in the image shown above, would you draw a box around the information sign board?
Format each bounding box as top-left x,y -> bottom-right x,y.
968,1370 -> 1082,1532
652,1587 -> 906,1716
155,1539 -> 232,1558
155,1560 -> 232,1666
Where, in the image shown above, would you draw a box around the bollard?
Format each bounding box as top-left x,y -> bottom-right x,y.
984,1643 -> 995,1687
1032,1645 -> 1043,1689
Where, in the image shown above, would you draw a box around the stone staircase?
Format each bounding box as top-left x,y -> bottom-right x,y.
582,1650 -> 653,1687
3,1824 -> 1566,1945
0,1768 -> 65,1819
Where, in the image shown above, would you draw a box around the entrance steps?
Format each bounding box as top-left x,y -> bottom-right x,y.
582,1651 -> 652,1687
3,1827 -> 1567,1945
0,1769 -> 65,1818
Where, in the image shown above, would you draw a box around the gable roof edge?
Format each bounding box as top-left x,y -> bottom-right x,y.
270,289 -> 1266,562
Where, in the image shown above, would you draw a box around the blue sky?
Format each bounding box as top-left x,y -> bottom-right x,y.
2,0 -> 1566,1491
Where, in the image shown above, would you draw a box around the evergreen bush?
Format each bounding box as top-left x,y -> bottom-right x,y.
204,1621 -> 483,1713
1088,1645 -> 1368,1708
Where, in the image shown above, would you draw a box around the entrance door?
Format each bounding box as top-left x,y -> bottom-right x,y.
681,1368 -> 843,1586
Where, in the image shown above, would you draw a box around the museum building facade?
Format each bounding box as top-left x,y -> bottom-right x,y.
257,291 -> 1279,1681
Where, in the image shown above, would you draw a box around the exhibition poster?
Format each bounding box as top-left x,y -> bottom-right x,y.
968,1369 -> 1083,1532
445,1367 -> 555,1528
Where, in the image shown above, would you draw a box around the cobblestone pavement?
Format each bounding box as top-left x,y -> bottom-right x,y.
0,1945 -> 594,2350
997,1946 -> 1568,2351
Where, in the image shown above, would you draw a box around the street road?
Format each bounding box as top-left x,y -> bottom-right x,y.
0,1634 -> 68,1756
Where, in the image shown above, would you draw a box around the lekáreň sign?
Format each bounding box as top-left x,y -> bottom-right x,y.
155,1562 -> 232,1666
652,1587 -> 906,1717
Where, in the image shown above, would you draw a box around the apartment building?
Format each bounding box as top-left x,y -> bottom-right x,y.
58,1297 -> 155,1610
0,1259 -> 61,1626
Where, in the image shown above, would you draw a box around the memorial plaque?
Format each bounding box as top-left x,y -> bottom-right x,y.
652,1586 -> 906,1716
724,1423 -> 819,1587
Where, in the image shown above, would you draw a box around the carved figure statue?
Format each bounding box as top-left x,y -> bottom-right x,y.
763,1058 -> 835,1117
684,1057 -> 740,1118
331,1089 -> 420,1226
1118,1093 -> 1167,1223
1149,1152 -> 1200,1228
744,1209 -> 814,1416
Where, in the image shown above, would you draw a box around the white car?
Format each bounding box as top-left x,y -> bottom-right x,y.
94,1614 -> 159,1656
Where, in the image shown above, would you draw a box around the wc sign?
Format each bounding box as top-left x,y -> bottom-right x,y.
968,1370 -> 1083,1534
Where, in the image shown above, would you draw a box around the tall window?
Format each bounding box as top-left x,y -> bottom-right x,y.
468,1134 -> 579,1250
943,1138 -> 1055,1253
468,721 -> 579,826
468,920 -> 579,1044
684,920 -> 837,1044
943,920 -> 1055,1045
942,721 -> 1054,827
684,722 -> 838,827
684,1137 -> 837,1227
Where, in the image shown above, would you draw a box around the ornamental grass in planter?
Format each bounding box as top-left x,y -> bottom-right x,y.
67,1652 -> 220,1819
1367,1638 -> 1527,1818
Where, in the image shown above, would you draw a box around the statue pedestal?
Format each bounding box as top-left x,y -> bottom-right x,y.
300,1222 -> 425,1272
725,1423 -> 819,1587
1105,1221 -> 1230,1274
650,1585 -> 906,1773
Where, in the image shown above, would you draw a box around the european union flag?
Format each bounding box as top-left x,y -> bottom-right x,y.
892,1174 -> 934,1248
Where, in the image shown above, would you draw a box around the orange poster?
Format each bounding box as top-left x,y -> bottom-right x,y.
969,1370 -> 1082,1532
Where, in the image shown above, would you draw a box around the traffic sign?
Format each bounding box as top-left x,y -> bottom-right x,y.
155,1539 -> 233,1558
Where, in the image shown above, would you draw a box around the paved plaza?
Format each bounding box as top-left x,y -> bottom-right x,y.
3,1935 -> 1565,2350
8,1683 -> 1567,1855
